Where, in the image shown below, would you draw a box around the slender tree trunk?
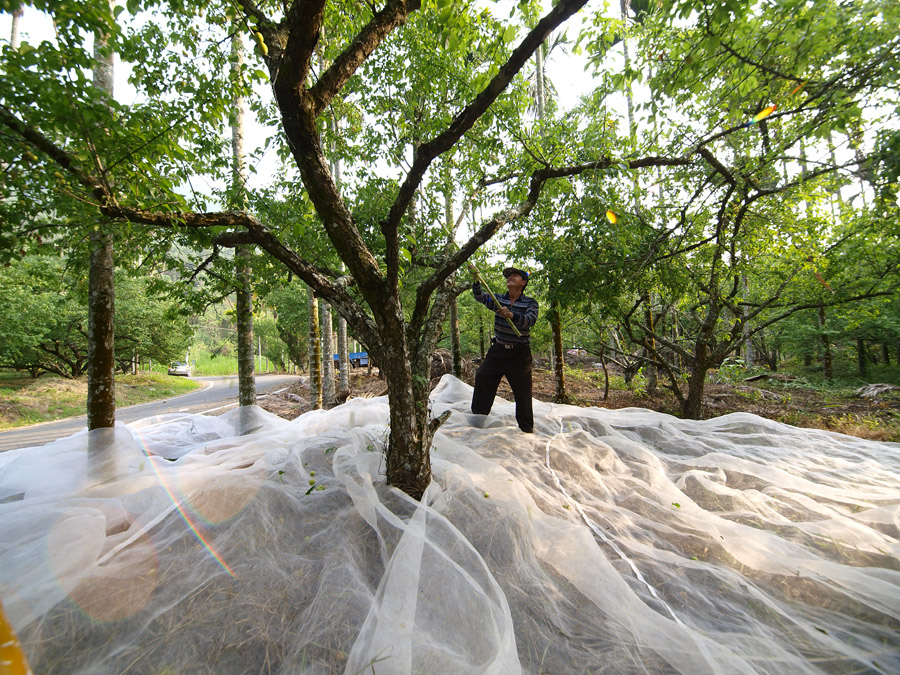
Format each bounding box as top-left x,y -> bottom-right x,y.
236,246 -> 256,406
442,171 -> 462,378
600,344 -> 609,400
329,115 -> 350,391
450,299 -> 462,378
321,300 -> 335,406
881,343 -> 890,366
232,33 -> 255,410
643,299 -> 657,394
857,338 -> 867,378
818,305 -> 832,380
337,296 -> 349,390
10,6 -> 23,49
87,5 -> 115,435
87,229 -> 115,430
308,286 -> 323,409
550,300 -> 569,403
742,274 -> 753,366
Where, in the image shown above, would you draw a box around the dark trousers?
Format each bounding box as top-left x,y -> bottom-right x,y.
471,343 -> 534,432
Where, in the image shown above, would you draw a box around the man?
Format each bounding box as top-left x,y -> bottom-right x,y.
471,267 -> 539,433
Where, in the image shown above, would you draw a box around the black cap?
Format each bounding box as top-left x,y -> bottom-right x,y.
503,267 -> 529,286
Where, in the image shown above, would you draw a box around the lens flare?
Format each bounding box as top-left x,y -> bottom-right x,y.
606,210 -> 617,224
133,431 -> 236,578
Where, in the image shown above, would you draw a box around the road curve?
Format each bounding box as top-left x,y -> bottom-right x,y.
0,374 -> 302,453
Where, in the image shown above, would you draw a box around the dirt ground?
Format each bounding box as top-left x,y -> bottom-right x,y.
257,353 -> 900,443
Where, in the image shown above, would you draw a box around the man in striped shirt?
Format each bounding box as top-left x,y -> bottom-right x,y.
471,267 -> 539,433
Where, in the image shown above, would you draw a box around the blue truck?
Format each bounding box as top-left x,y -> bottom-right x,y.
333,351 -> 369,367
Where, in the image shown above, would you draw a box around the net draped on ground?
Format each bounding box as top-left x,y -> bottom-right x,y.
1,375 -> 898,674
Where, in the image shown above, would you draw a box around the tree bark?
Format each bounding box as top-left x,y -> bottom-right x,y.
818,305 -> 832,380
321,300 -> 335,406
857,338 -> 867,378
10,6 -> 23,49
87,4 -> 116,434
236,245 -> 256,407
330,116 -> 350,391
881,342 -> 890,366
550,300 -> 569,403
87,229 -> 116,430
450,298 -> 462,378
308,286 -> 323,409
232,33 -> 256,411
683,365 -> 707,419
643,298 -> 657,393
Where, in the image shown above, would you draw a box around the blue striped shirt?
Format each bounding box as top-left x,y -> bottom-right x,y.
473,282 -> 539,345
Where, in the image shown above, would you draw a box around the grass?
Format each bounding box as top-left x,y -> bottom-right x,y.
191,353 -> 279,376
0,371 -> 199,430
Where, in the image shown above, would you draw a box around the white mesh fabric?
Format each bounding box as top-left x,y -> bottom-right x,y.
0,375 -> 897,673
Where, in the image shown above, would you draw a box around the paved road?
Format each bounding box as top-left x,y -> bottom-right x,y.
0,374 -> 302,453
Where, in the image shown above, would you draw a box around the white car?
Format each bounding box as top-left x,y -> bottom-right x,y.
168,361 -> 192,377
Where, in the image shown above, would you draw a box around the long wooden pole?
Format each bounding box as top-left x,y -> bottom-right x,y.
466,262 -> 522,337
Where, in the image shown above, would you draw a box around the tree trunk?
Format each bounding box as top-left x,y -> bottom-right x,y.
321,300 -> 335,406
450,297 -> 462,378
742,274 -> 753,366
550,300 -> 569,403
232,33 -> 256,411
87,6 -> 115,434
682,365 -> 707,419
330,116 -> 350,392
308,286 -> 323,409
10,6 -> 23,49
600,345 -> 609,400
87,229 -> 116,430
337,301 -> 349,390
857,338 -> 867,378
818,305 -> 832,380
643,298 -> 657,394
881,343 -> 890,366
382,355 -> 431,500
235,246 -> 256,407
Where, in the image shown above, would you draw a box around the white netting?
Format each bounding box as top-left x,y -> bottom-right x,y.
1,375 -> 898,674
